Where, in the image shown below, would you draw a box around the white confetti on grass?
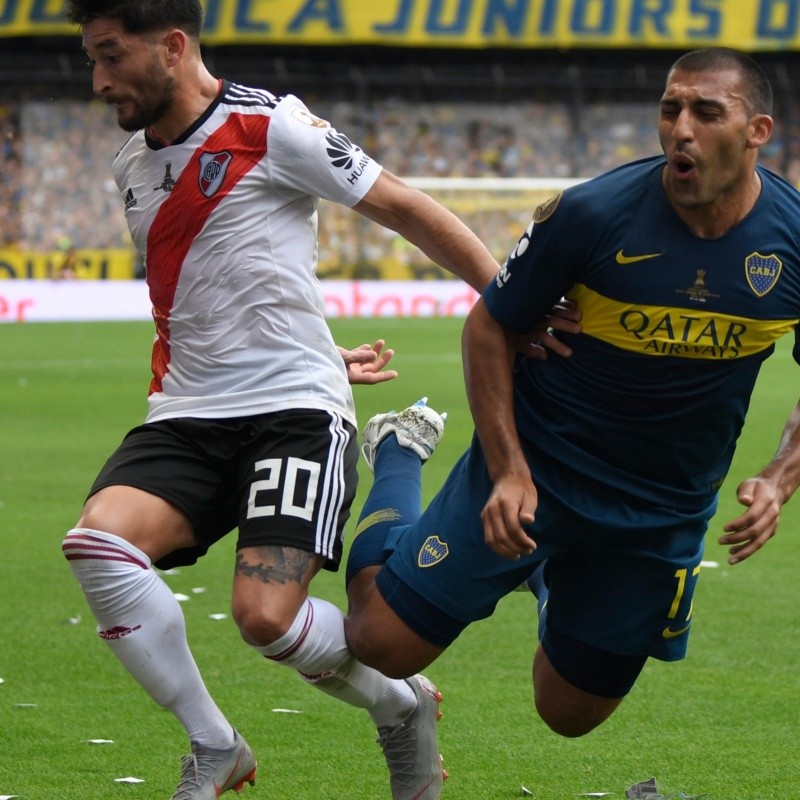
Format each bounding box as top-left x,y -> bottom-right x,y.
84,739 -> 114,744
271,708 -> 302,714
114,777 -> 145,784
208,613 -> 227,620
173,593 -> 190,602
626,778 -> 657,798
191,587 -> 207,594
700,560 -> 719,568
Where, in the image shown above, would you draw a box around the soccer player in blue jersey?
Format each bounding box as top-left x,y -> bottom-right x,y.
344,47 -> 800,740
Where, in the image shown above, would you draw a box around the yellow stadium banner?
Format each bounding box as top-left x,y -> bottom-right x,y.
3,0 -> 800,50
0,249 -> 136,280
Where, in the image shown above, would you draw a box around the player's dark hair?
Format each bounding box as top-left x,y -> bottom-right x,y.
669,47 -> 773,116
64,0 -> 203,38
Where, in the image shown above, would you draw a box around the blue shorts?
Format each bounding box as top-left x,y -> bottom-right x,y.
375,436 -> 706,662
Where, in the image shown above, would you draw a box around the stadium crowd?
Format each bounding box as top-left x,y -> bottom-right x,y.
17,100 -> 130,251
0,92 -> 794,276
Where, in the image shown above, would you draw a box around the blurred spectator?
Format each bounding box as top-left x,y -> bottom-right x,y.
48,235 -> 79,280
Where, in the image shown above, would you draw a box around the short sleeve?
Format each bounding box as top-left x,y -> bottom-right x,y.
266,95 -> 382,207
483,190 -> 583,332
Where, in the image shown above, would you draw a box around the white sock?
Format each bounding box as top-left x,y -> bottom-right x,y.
63,528 -> 235,749
254,596 -> 415,728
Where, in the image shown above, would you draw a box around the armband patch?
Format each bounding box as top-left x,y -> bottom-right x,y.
533,192 -> 562,223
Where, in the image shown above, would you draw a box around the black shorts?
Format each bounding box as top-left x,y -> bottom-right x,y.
88,410 -> 359,571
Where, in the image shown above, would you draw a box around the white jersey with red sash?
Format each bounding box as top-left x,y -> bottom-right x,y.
113,81 -> 382,424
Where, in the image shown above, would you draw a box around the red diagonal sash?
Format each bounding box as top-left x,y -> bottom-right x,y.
145,113 -> 269,394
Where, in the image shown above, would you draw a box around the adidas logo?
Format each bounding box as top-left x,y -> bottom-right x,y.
99,624 -> 142,640
124,187 -> 138,210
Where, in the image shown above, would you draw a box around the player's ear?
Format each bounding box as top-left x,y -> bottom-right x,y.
162,28 -> 188,68
747,113 -> 773,150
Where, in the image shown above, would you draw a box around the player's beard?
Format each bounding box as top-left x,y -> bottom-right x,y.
115,70 -> 176,133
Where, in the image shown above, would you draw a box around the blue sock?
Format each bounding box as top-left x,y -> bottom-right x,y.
526,562 -> 549,641
345,436 -> 422,585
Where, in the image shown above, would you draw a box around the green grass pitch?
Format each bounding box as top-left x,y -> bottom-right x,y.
1,317 -> 798,799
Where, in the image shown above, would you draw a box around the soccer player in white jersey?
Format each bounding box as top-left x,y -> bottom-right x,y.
59,1 -> 579,798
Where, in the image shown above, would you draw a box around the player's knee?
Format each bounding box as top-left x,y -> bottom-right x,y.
534,692 -> 609,738
346,605 -> 442,679
343,614 -> 409,679
232,599 -> 297,647
344,614 -> 387,671
533,635 -> 634,737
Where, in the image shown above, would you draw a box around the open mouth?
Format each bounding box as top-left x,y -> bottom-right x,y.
672,153 -> 696,177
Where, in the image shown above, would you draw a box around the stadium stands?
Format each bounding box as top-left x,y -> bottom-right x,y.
1,47 -> 798,271
19,100 -> 130,251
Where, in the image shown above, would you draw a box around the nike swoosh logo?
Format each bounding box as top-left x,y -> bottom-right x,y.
662,623 -> 691,639
213,750 -> 244,794
615,249 -> 662,264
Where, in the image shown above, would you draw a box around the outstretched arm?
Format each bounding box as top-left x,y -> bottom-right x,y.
354,170 -> 582,359
719,398 -> 800,564
336,298 -> 581,387
463,298 -> 537,559
354,169 -> 499,293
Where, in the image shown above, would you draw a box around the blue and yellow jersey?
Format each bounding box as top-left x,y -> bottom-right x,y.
483,156 -> 800,521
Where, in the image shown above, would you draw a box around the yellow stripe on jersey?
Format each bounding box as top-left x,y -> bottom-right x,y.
568,284 -> 798,360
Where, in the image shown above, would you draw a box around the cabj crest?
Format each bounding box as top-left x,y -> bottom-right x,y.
418,535 -> 449,567
745,251 -> 782,297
